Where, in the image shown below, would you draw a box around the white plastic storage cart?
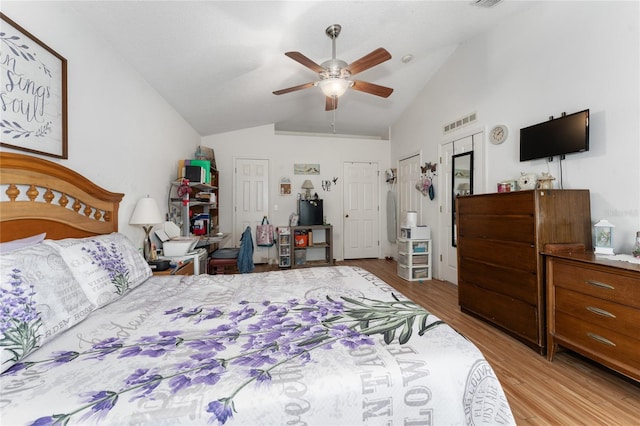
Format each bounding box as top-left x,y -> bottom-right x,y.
276,227 -> 291,268
397,226 -> 432,281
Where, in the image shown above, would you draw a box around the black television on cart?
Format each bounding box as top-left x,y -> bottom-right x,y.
520,109 -> 589,161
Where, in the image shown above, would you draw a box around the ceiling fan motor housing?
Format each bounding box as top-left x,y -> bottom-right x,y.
320,59 -> 350,79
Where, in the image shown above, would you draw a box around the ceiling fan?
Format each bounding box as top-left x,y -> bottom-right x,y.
273,24 -> 393,111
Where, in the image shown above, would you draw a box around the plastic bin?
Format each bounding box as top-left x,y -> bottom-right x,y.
294,231 -> 308,247
294,249 -> 306,265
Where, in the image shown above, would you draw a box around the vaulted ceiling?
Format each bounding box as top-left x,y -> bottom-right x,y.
64,1 -> 536,139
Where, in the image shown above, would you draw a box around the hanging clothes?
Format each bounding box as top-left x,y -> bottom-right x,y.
386,189 -> 397,243
237,226 -> 254,273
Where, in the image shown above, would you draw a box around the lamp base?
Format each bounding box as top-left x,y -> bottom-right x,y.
143,225 -> 153,262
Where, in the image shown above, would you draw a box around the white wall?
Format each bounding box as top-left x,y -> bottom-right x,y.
202,124 -> 391,260
392,1 -> 640,278
1,2 -> 200,247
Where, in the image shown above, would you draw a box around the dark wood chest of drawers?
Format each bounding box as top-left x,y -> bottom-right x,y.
546,252 -> 640,381
456,189 -> 591,354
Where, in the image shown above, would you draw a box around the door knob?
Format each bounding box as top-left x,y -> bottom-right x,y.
345,214 -> 349,218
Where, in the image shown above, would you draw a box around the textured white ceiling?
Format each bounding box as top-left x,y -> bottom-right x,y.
65,1 -> 536,139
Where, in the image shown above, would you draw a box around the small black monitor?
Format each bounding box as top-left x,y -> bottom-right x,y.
298,200 -> 323,225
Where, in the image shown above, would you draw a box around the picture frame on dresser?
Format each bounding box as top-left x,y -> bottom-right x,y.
0,13 -> 68,159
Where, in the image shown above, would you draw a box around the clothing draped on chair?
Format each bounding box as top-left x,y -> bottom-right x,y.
238,226 -> 254,273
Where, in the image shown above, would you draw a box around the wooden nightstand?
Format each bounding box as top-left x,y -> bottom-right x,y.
152,260 -> 194,276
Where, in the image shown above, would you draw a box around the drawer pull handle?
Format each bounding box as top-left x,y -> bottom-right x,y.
585,280 -> 615,290
586,306 -> 616,318
587,333 -> 616,347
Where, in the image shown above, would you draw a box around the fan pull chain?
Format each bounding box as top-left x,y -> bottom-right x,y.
331,96 -> 337,134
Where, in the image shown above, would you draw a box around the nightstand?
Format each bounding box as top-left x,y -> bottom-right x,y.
152,260 -> 194,276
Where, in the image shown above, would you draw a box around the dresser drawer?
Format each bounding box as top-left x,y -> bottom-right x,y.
458,215 -> 534,243
457,191 -> 534,216
555,311 -> 640,376
551,260 -> 640,307
459,281 -> 540,344
460,258 -> 537,305
458,239 -> 536,272
555,287 -> 640,339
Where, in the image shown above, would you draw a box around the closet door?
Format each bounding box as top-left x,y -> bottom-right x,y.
438,132 -> 483,284
343,161 -> 379,259
234,158 -> 269,264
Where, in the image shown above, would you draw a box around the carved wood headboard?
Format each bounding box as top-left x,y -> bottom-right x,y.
0,152 -> 124,242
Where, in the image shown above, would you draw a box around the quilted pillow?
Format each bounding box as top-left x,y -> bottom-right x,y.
45,233 -> 151,308
0,243 -> 94,372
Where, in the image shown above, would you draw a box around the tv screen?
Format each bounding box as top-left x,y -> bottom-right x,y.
519,109 -> 589,161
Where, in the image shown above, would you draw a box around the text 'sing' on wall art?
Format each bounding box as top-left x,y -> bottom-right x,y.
294,163 -> 320,175
0,13 -> 68,159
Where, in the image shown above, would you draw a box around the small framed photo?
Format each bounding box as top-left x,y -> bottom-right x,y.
280,177 -> 292,196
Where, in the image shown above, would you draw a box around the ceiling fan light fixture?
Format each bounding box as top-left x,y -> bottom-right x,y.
319,78 -> 351,98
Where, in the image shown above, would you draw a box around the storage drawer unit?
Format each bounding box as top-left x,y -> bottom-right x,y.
397,238 -> 432,281
456,189 -> 591,354
546,253 -> 640,382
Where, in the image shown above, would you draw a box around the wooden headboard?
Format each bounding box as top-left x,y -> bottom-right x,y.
0,152 -> 124,242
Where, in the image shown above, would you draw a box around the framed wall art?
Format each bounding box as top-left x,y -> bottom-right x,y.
294,163 -> 320,175
279,177 -> 292,196
0,13 -> 68,159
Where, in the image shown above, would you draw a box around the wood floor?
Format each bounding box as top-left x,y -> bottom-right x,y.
255,259 -> 640,425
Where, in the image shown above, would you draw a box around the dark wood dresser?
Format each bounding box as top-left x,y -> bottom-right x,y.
456,189 -> 592,354
545,252 -> 640,382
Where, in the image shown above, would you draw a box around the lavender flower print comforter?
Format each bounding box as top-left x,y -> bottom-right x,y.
0,266 -> 515,425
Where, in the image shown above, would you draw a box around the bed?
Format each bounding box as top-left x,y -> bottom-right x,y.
0,152 -> 515,425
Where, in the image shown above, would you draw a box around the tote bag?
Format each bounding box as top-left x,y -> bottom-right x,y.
256,217 -> 275,247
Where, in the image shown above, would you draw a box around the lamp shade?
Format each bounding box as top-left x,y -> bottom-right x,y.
318,78 -> 350,98
301,180 -> 314,190
129,197 -> 163,226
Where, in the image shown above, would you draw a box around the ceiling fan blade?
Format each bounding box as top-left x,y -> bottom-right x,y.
285,51 -> 325,73
325,96 -> 338,111
351,80 -> 394,98
273,82 -> 315,95
345,48 -> 392,76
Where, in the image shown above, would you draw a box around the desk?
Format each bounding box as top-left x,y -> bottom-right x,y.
196,233 -> 232,252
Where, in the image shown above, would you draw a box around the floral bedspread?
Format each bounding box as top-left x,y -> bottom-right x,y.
0,266 -> 515,425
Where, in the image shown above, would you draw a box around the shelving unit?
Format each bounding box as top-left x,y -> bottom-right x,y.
397,237 -> 432,281
169,169 -> 219,237
280,225 -> 333,269
276,227 -> 291,268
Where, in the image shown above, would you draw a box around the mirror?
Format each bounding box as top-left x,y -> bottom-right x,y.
452,151 -> 474,247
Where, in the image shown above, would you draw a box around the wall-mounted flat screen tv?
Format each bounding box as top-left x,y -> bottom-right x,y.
520,109 -> 589,161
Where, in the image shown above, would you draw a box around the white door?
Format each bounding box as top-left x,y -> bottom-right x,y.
234,158 -> 269,264
343,162 -> 379,259
438,132 -> 484,284
397,154 -> 422,231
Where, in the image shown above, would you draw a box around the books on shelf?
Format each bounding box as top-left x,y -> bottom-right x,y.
178,159 -> 211,184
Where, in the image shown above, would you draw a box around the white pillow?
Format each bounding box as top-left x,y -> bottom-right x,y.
0,233 -> 46,253
0,243 -> 93,372
45,233 -> 151,308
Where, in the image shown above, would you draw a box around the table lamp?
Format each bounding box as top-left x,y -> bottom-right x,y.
301,179 -> 314,199
130,196 -> 164,261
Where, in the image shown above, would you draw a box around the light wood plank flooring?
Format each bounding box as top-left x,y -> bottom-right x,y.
255,259 -> 640,425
